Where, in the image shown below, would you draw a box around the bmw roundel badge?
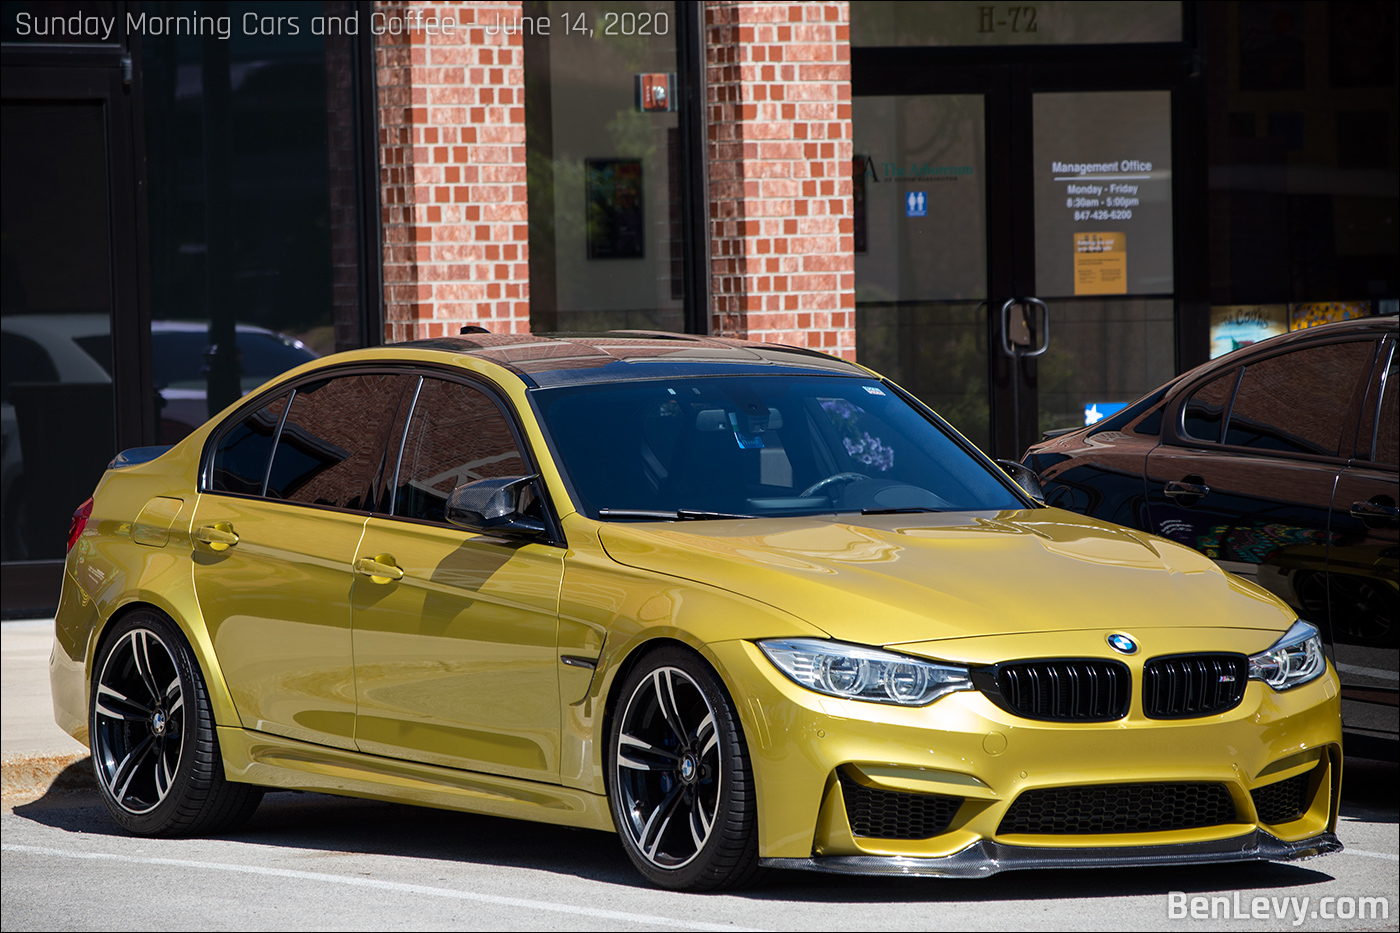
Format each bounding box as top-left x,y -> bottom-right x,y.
1107,633 -> 1138,655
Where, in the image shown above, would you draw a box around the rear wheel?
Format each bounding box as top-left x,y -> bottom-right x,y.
607,646 -> 763,891
90,610 -> 262,835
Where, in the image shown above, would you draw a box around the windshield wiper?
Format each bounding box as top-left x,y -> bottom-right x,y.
859,507 -> 944,515
598,508 -> 757,521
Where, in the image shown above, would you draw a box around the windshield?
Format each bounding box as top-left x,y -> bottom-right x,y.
534,375 -> 1025,519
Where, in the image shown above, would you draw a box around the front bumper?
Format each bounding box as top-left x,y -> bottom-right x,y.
763,830 -> 1343,878
707,629 -> 1343,863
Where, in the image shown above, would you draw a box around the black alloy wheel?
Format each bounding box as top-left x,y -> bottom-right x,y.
90,610 -> 262,835
607,646 -> 763,891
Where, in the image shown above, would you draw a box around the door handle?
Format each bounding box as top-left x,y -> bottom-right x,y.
998,298 -> 1050,359
1164,480 -> 1211,499
1021,297 -> 1049,358
355,555 -> 404,583
1350,499 -> 1399,520
193,523 -> 239,551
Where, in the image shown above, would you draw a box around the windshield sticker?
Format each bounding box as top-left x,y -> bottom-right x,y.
863,385 -> 887,396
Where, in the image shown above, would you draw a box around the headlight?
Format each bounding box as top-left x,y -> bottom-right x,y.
1248,620 -> 1327,691
758,638 -> 972,706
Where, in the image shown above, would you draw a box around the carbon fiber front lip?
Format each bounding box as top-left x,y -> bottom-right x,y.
761,831 -> 1343,878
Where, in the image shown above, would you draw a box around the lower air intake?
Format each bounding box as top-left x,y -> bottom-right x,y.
1252,773 -> 1311,825
998,782 -> 1237,835
838,769 -> 961,840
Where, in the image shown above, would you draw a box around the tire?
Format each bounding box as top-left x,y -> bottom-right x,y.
606,645 -> 764,891
89,609 -> 262,836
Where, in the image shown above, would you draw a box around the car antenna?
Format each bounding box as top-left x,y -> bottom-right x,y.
460,325 -> 490,334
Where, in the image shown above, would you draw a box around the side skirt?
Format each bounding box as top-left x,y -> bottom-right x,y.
218,726 -> 615,833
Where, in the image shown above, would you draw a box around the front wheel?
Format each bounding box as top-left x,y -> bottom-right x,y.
606,646 -> 763,891
90,609 -> 262,835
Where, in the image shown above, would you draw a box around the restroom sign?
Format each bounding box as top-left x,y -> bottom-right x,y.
1074,231 -> 1126,295
905,191 -> 927,217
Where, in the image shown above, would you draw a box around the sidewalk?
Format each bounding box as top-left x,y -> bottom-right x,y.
2,619 -> 92,800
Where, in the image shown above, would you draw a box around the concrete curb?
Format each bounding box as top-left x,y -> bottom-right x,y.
1,751 -> 95,801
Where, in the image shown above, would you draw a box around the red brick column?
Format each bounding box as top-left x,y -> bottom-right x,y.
375,1 -> 530,342
705,1 -> 854,359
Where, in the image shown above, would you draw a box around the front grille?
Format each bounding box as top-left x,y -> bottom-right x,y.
977,659 -> 1130,721
1143,654 -> 1248,719
998,782 -> 1237,835
1252,773 -> 1310,824
837,769 -> 961,840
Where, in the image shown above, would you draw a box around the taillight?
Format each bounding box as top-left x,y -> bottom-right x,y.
67,498 -> 93,553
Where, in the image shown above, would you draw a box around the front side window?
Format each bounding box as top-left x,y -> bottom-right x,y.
265,373 -> 412,509
534,375 -> 1025,518
1224,341 -> 1374,456
209,393 -> 290,496
393,379 -> 528,524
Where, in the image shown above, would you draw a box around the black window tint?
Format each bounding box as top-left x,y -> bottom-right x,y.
1372,353 -> 1397,465
210,394 -> 289,495
1225,342 -> 1373,455
1181,369 -> 1237,444
266,374 -> 409,509
394,379 -> 526,523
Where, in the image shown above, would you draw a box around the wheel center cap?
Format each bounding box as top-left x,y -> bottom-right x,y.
151,710 -> 166,736
680,752 -> 698,784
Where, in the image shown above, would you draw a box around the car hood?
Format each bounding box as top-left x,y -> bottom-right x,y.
597,508 -> 1296,645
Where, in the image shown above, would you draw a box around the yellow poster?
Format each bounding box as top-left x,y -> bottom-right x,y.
1074,232 -> 1127,295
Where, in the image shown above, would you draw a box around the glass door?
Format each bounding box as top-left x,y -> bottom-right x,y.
852,11 -> 1196,459
1019,87 -> 1178,452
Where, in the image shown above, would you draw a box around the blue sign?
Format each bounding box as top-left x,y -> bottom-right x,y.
1084,402 -> 1128,426
905,191 -> 927,217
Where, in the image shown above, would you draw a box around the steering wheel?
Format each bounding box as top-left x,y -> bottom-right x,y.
800,472 -> 870,500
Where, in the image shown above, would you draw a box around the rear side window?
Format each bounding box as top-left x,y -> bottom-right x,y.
265,373 -> 411,510
1224,341 -> 1373,456
1180,369 -> 1236,444
209,394 -> 290,495
392,378 -> 527,524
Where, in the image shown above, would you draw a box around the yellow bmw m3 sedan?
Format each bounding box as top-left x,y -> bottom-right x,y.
50,332 -> 1342,890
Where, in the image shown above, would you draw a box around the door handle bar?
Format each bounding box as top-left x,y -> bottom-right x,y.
1164,481 -> 1211,499
355,556 -> 404,582
193,523 -> 239,550
998,298 -> 1050,358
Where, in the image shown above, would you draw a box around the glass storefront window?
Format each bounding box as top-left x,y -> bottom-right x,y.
1,102 -> 117,561
141,0 -> 369,438
1204,1 -> 1397,312
853,94 -> 991,451
524,0 -> 685,333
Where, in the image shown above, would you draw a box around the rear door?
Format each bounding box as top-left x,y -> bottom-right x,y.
1329,339 -> 1399,748
191,371 -> 412,749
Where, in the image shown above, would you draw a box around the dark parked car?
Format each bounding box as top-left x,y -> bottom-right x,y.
1023,316 -> 1397,761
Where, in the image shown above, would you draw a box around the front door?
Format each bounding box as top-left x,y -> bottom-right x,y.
852,7 -> 1197,459
350,375 -> 564,783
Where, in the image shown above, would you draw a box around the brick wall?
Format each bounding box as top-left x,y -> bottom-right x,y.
375,0 -> 530,342
705,0 -> 855,359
